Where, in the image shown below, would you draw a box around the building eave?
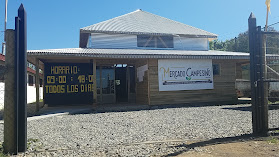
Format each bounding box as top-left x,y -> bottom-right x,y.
27,48 -> 258,60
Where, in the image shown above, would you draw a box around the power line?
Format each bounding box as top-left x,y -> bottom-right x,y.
268,21 -> 279,27
262,22 -> 279,30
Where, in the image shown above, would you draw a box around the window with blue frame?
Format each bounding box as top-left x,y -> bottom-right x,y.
137,35 -> 174,48
213,64 -> 220,75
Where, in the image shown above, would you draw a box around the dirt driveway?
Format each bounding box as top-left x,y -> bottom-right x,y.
177,135 -> 279,157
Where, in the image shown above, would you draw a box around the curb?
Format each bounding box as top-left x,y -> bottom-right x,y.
0,108 -> 94,124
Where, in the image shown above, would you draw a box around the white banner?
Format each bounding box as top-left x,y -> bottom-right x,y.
137,64 -> 148,82
158,59 -> 213,91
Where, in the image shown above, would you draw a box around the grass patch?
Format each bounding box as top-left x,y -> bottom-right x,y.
27,138 -> 43,151
0,143 -> 8,157
0,153 -> 8,157
268,101 -> 279,105
28,138 -> 39,143
27,138 -> 39,149
267,136 -> 279,144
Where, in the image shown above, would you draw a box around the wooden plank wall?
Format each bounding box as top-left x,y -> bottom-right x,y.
148,59 -> 238,105
236,63 -> 243,79
135,59 -> 149,104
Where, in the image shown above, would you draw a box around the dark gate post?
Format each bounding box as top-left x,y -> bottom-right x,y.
249,13 -> 269,136
15,4 -> 27,152
248,13 -> 259,135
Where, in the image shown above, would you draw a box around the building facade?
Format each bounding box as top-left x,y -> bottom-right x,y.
28,10 -> 256,106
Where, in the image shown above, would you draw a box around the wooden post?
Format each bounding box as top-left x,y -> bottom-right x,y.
35,58 -> 40,112
261,32 -> 269,136
100,66 -> 103,104
4,29 -> 18,154
262,5 -> 270,135
113,66 -> 116,103
42,63 -> 45,107
147,59 -> 151,105
127,65 -> 130,102
93,59 -> 97,105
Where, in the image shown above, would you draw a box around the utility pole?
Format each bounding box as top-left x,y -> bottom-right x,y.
234,37 -> 237,52
260,0 -> 270,136
2,0 -> 8,54
5,0 -> 7,34
4,4 -> 27,154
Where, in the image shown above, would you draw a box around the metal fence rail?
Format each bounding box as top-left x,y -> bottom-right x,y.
266,33 -> 279,131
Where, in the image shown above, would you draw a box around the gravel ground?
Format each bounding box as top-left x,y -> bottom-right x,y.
269,104 -> 279,129
0,104 -> 275,156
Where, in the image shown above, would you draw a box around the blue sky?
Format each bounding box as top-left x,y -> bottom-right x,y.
0,0 -> 279,50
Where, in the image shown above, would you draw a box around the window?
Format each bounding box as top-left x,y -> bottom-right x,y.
96,66 -> 115,95
137,35 -> 174,48
213,64 -> 220,75
129,66 -> 136,93
0,65 -> 5,82
96,67 -> 100,94
101,67 -> 115,94
40,79 -> 43,87
28,74 -> 34,86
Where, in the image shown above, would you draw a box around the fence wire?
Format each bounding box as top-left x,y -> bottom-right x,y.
265,33 -> 279,130
0,66 -> 4,145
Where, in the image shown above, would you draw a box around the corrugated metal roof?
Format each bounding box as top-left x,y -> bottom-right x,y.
27,48 -> 277,60
80,10 -> 217,38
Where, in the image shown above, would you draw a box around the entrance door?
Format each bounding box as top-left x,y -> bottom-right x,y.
96,66 -> 115,104
115,67 -> 128,102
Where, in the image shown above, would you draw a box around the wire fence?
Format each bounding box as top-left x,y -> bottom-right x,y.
0,66 -> 5,145
266,33 -> 279,130
0,81 -> 4,119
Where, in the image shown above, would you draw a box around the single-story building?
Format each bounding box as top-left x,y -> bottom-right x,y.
0,53 -> 43,85
0,54 -> 44,110
26,9 -> 279,106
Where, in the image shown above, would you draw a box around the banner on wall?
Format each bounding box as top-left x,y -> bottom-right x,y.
158,59 -> 213,91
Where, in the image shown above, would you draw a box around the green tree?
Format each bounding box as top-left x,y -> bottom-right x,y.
266,27 -> 279,54
209,31 -> 249,52
235,32 -> 249,53
210,27 -> 278,54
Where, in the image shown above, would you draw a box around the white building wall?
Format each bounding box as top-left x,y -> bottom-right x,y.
0,82 -> 43,110
89,33 -> 209,51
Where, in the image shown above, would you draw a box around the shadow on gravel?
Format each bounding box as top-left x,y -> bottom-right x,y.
222,106 -> 252,112
70,103 -> 246,115
222,104 -> 279,112
163,133 -> 264,156
269,104 -> 279,110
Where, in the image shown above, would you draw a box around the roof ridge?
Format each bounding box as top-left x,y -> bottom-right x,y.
80,9 -> 217,37
81,10 -> 142,30
139,10 -> 217,36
